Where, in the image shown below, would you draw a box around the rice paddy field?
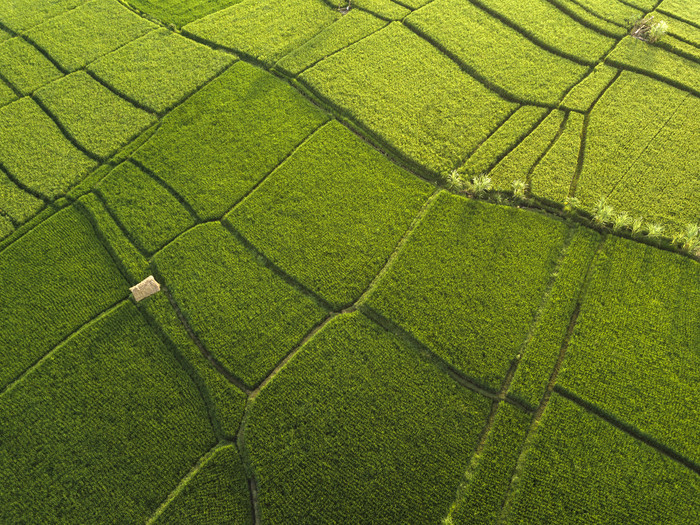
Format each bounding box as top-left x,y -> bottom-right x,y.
1,0 -> 699,523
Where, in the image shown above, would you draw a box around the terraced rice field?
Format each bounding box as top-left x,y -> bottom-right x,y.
0,0 -> 698,522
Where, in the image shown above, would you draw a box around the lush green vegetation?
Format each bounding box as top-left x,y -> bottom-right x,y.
127,0 -> 243,27
226,120 -> 433,309
366,192 -> 569,390
133,61 -> 328,219
0,37 -> 62,95
153,223 -> 327,388
246,312 -> 491,523
0,168 -> 44,224
560,64 -> 618,112
0,0 -> 87,32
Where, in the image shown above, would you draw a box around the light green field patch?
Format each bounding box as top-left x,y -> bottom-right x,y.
558,235 -> 700,465
0,79 -> 16,107
0,169 -> 44,224
26,0 -> 156,72
352,0 -> 409,19
35,71 -> 157,159
225,120 -> 433,310
153,223 -> 328,389
659,10 -> 700,46
0,205 -> 128,390
0,301 -> 216,524
183,0 -> 339,66
246,312 -> 492,524
489,109 -> 566,190
560,64 -> 618,113
530,111 -> 584,202
659,0 -> 700,22
366,193 -> 569,390
0,0 -> 87,32
565,0 -> 643,25
151,444 -> 252,525
0,98 -> 97,198
502,393 -> 700,524
96,161 -> 195,254
88,28 -> 233,113
607,36 -> 700,95
546,0 -> 627,37
301,22 -> 516,176
406,0 -> 589,105
0,214 -> 12,239
459,106 -> 549,178
0,37 -> 62,95
576,71 -> 688,212
133,62 -> 328,220
127,0 -> 244,27
275,9 -> 387,76
475,0 -> 616,63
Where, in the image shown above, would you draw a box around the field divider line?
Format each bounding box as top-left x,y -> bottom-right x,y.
496,237 -> 605,521
464,0 -> 594,66
0,159 -> 51,204
554,386 -> 700,477
81,68 -> 158,116
220,221 -> 334,312
317,0 -> 395,22
569,69 -> 622,196
0,207 -> 18,228
541,0 -> 623,38
235,400 -> 261,525
145,439 -> 228,524
128,159 -> 202,223
155,282 -> 251,395
222,120 -> 332,218
0,297 -> 129,398
558,0 -> 628,28
0,70 -> 22,99
526,111 -> 569,185
657,8 -> 700,32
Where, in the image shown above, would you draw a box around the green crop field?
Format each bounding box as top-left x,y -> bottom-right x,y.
0,0 -> 698,522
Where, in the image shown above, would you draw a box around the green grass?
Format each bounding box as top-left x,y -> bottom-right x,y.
127,0 -> 244,27
133,61 -> 328,220
88,28 -> 233,113
459,106 -> 548,178
0,168 -> 44,223
447,403 -> 532,525
508,227 -> 601,408
565,0 -> 643,25
138,292 -> 248,440
406,0 -> 589,105
489,109 -> 566,190
35,71 -> 157,159
75,192 -> 150,283
274,9 -> 388,76
0,0 -> 87,32
0,37 -> 63,95
351,0 -> 409,20
246,311 -> 492,524
501,393 -> 700,523
225,120 -> 433,309
300,22 -> 516,176
0,78 -> 16,107
25,0 -> 156,72
560,64 -> 618,112
530,111 -> 584,202
152,444 -> 252,525
0,205 -> 128,389
0,300 -> 216,524
0,97 -> 97,198
658,0 -> 700,21
366,192 -> 569,390
96,161 -> 196,254
183,0 -> 339,66
557,235 -> 700,465
152,222 -> 328,388
471,0 -> 616,63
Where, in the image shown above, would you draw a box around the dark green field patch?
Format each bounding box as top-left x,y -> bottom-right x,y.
35,71 -> 157,159
153,223 -> 327,388
25,0 -> 156,72
152,444 -> 252,524
0,214 -> 12,239
501,393 -> 700,524
183,0 -> 339,66
0,205 -> 128,389
246,312 -> 491,524
0,168 -> 45,223
96,161 -> 195,254
557,235 -> 700,465
0,0 -> 87,32
300,22 -> 516,176
0,37 -> 62,95
88,28 -> 233,113
0,301 -> 216,524
366,192 -> 569,390
225,120 -> 433,310
406,0 -> 588,105
274,9 -> 388,76
133,61 -> 328,220
0,97 -> 97,198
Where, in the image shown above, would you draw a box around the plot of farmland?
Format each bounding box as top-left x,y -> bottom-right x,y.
1,0 -> 699,522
